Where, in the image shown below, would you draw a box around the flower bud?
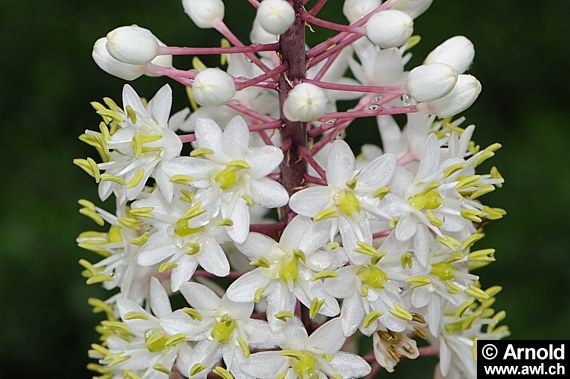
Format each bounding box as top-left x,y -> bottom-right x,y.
257,0 -> 295,35
192,68 -> 236,106
106,25 -> 159,65
92,37 -> 146,81
145,39 -> 174,77
365,10 -> 413,48
343,0 -> 380,23
424,36 -> 475,74
283,83 -> 328,122
182,0 -> 225,29
418,74 -> 481,118
250,15 -> 278,45
406,63 -> 458,102
392,0 -> 433,19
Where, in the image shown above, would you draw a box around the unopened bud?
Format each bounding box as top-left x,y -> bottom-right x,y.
407,63 -> 458,102
182,0 -> 225,29
250,16 -> 278,45
343,0 -> 380,24
418,74 -> 481,118
257,0 -> 295,35
106,25 -> 159,65
92,38 -> 146,80
283,83 -> 328,122
425,36 -> 475,74
145,39 -> 173,77
392,0 -> 433,19
366,10 -> 413,49
192,68 -> 236,106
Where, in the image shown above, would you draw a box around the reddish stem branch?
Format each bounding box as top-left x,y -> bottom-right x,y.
309,0 -> 328,16
305,79 -> 406,94
194,270 -> 245,279
159,43 -> 279,56
235,64 -> 287,90
300,146 -> 327,181
300,11 -> 365,34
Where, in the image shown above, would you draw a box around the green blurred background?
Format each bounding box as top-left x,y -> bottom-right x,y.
1,0 -> 568,377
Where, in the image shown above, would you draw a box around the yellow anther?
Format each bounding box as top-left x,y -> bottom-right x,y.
215,165 -> 245,190
183,202 -> 206,219
468,249 -> 495,263
482,206 -> 507,220
236,336 -> 250,358
431,262 -> 456,281
254,288 -> 265,304
405,276 -> 432,289
86,275 -> 114,285
485,142 -> 502,153
461,209 -> 483,223
241,195 -> 254,206
446,280 -> 462,294
145,329 -> 169,352
282,350 -> 305,359
314,207 -> 340,221
100,173 -> 127,185
292,249 -> 306,263
447,251 -> 464,262
88,298 -> 115,318
455,299 -> 475,318
361,284 -> 369,297
124,312 -> 149,321
291,351 -> 319,377
327,242 -> 340,250
468,140 -> 480,154
107,354 -> 130,368
275,312 -> 295,322
422,181 -> 442,194
98,121 -> 111,142
73,158 -> 101,182
190,148 -> 214,157
456,175 -> 481,190
492,310 -> 506,324
401,252 -> 413,269
216,219 -> 234,227
192,56 -> 208,71
250,257 -> 271,268
129,207 -> 154,219
125,105 -> 137,124
413,326 -> 429,339
165,333 -> 188,347
363,311 -> 384,328
335,190 -> 361,216
485,286 -> 503,297
461,233 -> 485,251
159,263 -> 178,273
180,190 -> 195,203
213,367 -> 234,379
443,163 -> 466,178
470,184 -> 495,200
322,353 -> 334,362
437,235 -> 461,250
185,243 -> 201,256
228,160 -> 250,169
426,209 -> 443,226
404,35 -> 421,51
220,38 -> 231,65
373,186 -> 391,200
131,133 -> 142,159
140,134 -> 162,144
79,258 -> 98,276
90,343 -> 110,357
170,174 -> 194,185
490,166 -> 503,188
119,217 -> 143,230
78,199 -> 96,211
389,304 -> 413,321
102,97 -> 119,111
79,208 -> 105,226
189,363 -> 207,377
127,169 -> 145,189
131,232 -> 149,246
310,298 -> 326,318
311,270 -> 338,281
353,241 -> 385,259
182,307 -> 202,321
96,109 -> 124,123
332,375 -> 342,379
152,363 -> 171,376
409,190 -> 442,210
186,86 -> 199,111
465,285 -> 491,301
356,265 -> 387,289
175,220 -> 204,238
389,217 -> 399,228
346,177 -> 358,190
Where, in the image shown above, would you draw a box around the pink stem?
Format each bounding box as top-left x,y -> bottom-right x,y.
280,138 -> 293,153
250,222 -> 286,235
419,345 -> 440,357
159,43 -> 278,56
320,105 -> 418,122
304,174 -> 327,186
301,146 -> 327,181
365,362 -> 381,379
179,134 -> 196,143
305,79 -> 406,95
372,229 -> 392,239
397,149 -> 418,166
235,64 -> 287,90
193,270 -> 245,279
249,120 -> 283,132
312,46 -> 340,81
214,20 -> 271,73
300,11 -> 365,34
309,0 -> 328,16
225,101 -> 276,123
308,33 -> 362,68
246,0 -> 260,8
147,65 -> 198,79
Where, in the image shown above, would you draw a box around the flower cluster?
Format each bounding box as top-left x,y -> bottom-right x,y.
77,1 -> 509,378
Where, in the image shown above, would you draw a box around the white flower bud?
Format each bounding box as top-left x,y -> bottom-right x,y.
392,0 -> 433,19
407,63 -> 458,102
182,0 -> 225,29
424,36 -> 475,74
192,68 -> 236,106
343,0 -> 380,23
257,0 -> 295,35
145,40 -> 174,77
106,25 -> 159,65
250,15 -> 278,45
283,83 -> 328,122
92,37 -> 146,81
365,10 -> 413,48
418,74 -> 481,118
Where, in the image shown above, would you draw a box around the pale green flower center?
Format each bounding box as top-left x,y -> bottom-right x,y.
335,190 -> 360,216
408,189 -> 442,210
357,265 -> 387,289
211,314 -> 236,344
431,262 -> 456,281
214,160 -> 250,190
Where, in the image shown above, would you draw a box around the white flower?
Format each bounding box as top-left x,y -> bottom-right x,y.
192,68 -> 236,107
106,25 -> 160,65
182,0 -> 225,29
407,63 -> 458,102
424,36 -> 475,74
226,216 -> 343,331
349,39 -> 406,86
283,82 -> 329,122
365,10 -> 414,49
131,187 -> 230,291
289,140 -> 397,264
418,74 -> 482,118
91,84 -> 182,202
159,116 -> 288,243
343,0 -> 380,23
392,0 -> 433,19
257,0 -> 296,35
243,318 -> 371,379
372,330 -> 419,372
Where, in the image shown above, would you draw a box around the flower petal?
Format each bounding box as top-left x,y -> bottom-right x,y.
195,118 -> 223,152
330,351 -> 372,378
416,133 -> 440,180
237,232 -> 278,260
241,352 -> 288,378
248,146 -> 284,178
249,177 -> 289,208
306,318 -> 345,354
222,116 -> 249,159
326,140 -> 356,187
356,153 -> 397,192
289,186 -> 333,218
198,236 -> 230,277
150,277 -> 172,318
148,84 -> 172,126
171,257 -> 198,292
226,268 -> 271,302
180,282 -> 221,311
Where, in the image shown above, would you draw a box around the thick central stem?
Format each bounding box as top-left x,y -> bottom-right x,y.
279,0 -> 307,223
